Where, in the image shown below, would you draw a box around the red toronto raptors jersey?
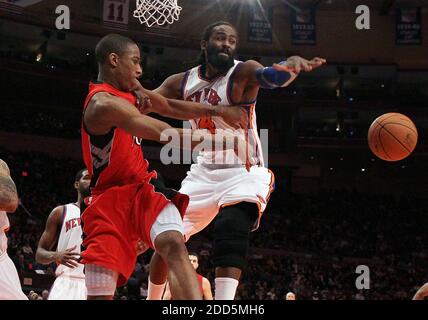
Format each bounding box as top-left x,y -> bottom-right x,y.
82,82 -> 156,195
197,273 -> 204,295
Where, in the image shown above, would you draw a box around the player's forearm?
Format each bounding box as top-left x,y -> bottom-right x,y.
175,129 -> 236,152
163,99 -> 225,121
35,247 -> 58,264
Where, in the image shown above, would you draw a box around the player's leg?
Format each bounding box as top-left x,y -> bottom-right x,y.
150,203 -> 202,300
147,168 -> 217,300
212,202 -> 258,300
147,251 -> 168,300
85,264 -> 118,300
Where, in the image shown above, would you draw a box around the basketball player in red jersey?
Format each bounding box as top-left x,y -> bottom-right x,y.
81,34 -> 249,300
162,252 -> 213,300
146,21 -> 326,300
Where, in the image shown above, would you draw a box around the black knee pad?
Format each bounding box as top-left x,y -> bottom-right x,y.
212,202 -> 259,270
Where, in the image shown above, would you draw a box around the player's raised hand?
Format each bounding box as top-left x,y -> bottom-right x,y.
54,245 -> 80,268
234,136 -> 255,172
273,56 -> 326,73
219,106 -> 249,129
131,79 -> 153,114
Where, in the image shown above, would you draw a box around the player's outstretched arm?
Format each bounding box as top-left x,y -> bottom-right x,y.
36,206 -> 80,268
237,56 -> 327,90
153,73 -> 184,99
85,93 -> 248,155
413,282 -> 428,300
134,79 -> 248,129
0,159 -> 18,212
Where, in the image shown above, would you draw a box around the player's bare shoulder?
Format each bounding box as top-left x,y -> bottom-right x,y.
87,92 -> 114,112
238,60 -> 263,75
233,59 -> 264,88
84,92 -> 117,135
49,205 -> 65,220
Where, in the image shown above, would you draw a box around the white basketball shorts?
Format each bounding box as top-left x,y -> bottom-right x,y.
48,275 -> 87,300
180,165 -> 275,241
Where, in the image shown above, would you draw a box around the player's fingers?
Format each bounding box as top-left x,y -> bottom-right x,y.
146,98 -> 153,109
309,58 -> 326,68
66,254 -> 81,260
63,261 -> 76,268
312,57 -> 327,63
65,259 -> 79,268
300,61 -> 312,72
239,108 -> 249,128
231,122 -> 241,130
273,63 -> 295,73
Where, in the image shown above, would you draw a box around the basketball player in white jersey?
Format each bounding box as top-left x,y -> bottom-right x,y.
0,159 -> 27,300
145,21 -> 326,300
35,169 -> 90,300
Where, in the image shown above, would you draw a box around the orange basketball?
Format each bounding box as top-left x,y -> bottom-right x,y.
368,113 -> 418,161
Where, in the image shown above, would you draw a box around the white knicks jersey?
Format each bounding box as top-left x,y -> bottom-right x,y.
55,203 -> 84,278
0,211 -> 9,255
182,60 -> 264,167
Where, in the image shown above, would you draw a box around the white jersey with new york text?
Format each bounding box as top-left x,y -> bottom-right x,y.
182,60 -> 264,167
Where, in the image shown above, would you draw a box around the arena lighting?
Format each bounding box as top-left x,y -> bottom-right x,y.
35,40 -> 47,62
35,52 -> 43,62
361,168 -> 366,172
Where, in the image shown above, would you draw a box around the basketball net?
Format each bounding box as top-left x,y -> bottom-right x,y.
133,0 -> 182,27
